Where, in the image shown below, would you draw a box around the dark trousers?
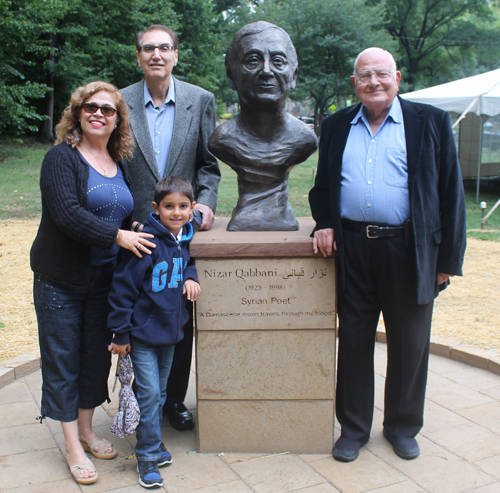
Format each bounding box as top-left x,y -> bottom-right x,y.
34,262 -> 115,422
165,300 -> 193,406
336,231 -> 434,443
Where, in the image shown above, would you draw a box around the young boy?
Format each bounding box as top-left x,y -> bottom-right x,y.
108,176 -> 201,489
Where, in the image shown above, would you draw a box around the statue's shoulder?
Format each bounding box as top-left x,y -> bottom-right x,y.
285,115 -> 318,146
208,118 -> 241,160
210,118 -> 239,144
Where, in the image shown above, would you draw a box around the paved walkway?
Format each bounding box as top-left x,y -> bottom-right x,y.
1,343 -> 500,493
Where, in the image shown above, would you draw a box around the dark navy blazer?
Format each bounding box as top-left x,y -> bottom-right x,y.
309,96 -> 467,305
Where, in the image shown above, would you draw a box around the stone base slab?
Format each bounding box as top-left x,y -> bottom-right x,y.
197,400 -> 334,454
197,330 -> 335,401
193,218 -> 337,454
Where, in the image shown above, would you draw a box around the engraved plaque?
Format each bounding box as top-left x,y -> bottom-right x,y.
196,257 -> 335,330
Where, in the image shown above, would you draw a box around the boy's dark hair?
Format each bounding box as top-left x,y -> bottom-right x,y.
154,176 -> 194,204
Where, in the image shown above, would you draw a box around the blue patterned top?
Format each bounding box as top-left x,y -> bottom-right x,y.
85,158 -> 134,265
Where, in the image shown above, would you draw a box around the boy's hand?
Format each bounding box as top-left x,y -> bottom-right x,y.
108,342 -> 131,356
183,279 -> 201,301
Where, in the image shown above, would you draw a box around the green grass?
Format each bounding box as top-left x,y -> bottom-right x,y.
1,143 -> 499,242
0,143 -> 51,219
464,179 -> 500,241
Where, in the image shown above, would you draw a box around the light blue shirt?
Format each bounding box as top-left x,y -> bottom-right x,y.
340,97 -> 410,225
144,79 -> 176,178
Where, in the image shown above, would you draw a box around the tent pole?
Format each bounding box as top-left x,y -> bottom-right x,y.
452,96 -> 479,129
476,98 -> 483,204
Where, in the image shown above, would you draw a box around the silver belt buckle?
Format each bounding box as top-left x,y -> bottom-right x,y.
366,225 -> 380,238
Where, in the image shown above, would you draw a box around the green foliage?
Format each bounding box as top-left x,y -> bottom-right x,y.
248,0 -> 395,130
367,0 -> 500,91
0,0 -> 70,139
172,0 -> 221,93
3,0 -> 500,139
38,0 -> 181,129
0,0 -> 228,139
213,0 -> 242,14
0,81 -> 49,140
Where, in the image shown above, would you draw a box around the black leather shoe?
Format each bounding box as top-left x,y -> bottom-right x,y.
163,402 -> 195,431
383,429 -> 420,460
332,436 -> 367,462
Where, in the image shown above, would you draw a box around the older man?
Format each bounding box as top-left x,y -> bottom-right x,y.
122,24 -> 220,433
309,47 -> 466,462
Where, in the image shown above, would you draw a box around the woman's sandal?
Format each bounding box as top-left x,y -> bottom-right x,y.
70,457 -> 99,484
80,438 -> 118,460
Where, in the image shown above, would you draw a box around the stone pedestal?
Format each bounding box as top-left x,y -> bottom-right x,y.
190,217 -> 336,454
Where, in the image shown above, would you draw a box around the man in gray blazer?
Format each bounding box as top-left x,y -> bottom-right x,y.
122,24 -> 220,432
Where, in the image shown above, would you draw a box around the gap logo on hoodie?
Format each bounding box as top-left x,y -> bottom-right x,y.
152,258 -> 187,292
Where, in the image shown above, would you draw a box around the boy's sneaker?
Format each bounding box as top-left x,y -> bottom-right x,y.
137,460 -> 163,489
158,443 -> 172,467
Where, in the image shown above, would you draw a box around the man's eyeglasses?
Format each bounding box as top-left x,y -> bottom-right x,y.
81,103 -> 117,117
139,44 -> 176,54
356,69 -> 395,83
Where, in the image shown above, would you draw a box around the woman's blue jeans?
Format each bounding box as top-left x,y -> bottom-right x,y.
34,262 -> 115,422
130,338 -> 175,461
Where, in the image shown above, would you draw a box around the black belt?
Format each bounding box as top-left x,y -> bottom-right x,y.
341,219 -> 406,239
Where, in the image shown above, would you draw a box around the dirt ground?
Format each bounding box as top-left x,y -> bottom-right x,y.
0,219 -> 499,363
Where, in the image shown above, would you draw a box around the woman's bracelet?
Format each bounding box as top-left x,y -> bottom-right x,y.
116,229 -> 122,244
133,222 -> 143,232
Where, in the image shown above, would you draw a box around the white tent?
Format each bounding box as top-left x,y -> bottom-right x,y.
401,68 -> 500,118
401,69 -> 500,200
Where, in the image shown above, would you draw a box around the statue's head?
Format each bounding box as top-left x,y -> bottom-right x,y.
225,21 -> 298,108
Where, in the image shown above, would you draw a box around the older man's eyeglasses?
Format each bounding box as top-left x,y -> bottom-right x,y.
356,69 -> 395,83
139,44 -> 176,54
82,103 -> 117,117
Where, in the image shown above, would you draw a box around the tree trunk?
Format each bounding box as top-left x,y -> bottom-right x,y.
40,34 -> 55,144
313,100 -> 320,137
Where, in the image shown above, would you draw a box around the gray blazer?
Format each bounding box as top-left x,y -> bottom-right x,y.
121,78 -> 220,223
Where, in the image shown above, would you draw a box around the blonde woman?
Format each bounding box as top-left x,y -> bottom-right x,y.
31,81 -> 155,484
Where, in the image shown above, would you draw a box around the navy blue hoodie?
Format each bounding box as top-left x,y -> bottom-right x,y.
108,212 -> 198,346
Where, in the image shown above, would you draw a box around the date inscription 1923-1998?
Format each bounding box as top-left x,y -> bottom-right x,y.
246,285 -> 286,291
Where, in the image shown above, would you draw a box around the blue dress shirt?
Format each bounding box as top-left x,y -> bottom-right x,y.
340,97 -> 410,225
144,79 -> 176,178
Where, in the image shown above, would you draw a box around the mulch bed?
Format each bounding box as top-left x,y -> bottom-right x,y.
1,219 -> 498,363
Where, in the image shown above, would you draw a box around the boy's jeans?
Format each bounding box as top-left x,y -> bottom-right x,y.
130,338 -> 175,461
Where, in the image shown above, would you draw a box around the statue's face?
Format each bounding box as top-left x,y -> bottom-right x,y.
229,29 -> 297,106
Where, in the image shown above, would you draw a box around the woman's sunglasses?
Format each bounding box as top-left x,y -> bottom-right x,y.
82,103 -> 117,117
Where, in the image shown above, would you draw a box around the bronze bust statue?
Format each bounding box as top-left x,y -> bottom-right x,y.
209,21 -> 318,231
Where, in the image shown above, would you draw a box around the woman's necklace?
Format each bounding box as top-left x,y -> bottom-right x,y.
81,143 -> 109,177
